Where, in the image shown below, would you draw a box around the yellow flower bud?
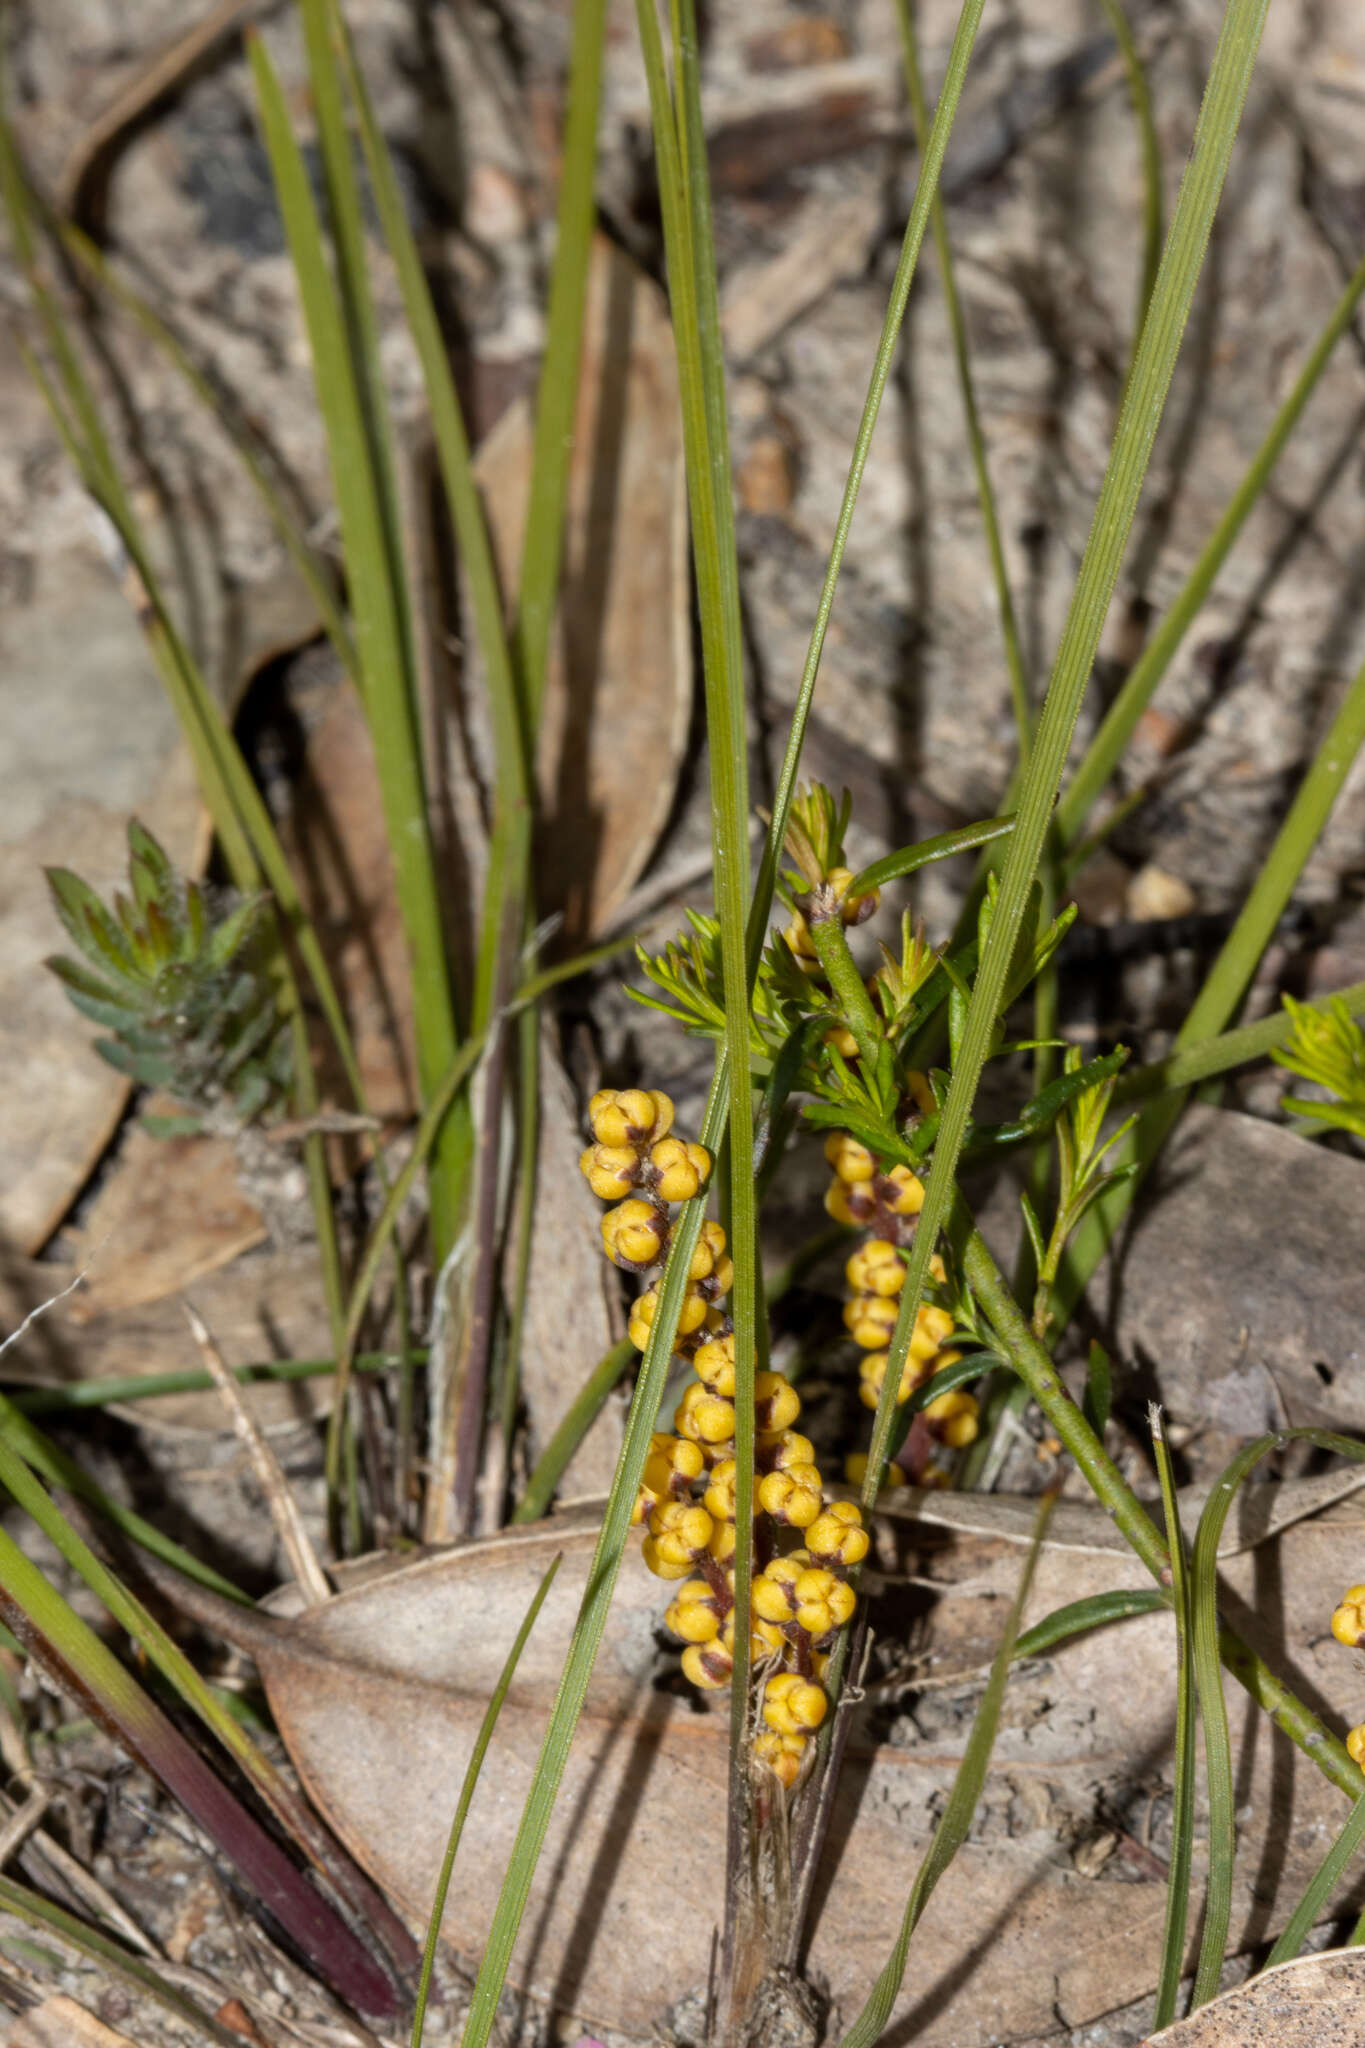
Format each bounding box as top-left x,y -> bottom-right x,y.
845,1451 -> 907,1491
589,1087 -> 667,1148
827,866 -> 879,925
792,1566 -> 857,1636
1332,1587 -> 1365,1648
602,1198 -> 669,1268
704,1458 -> 738,1523
753,1729 -> 806,1789
675,1379 -> 736,1447
783,912 -> 819,962
682,1641 -> 733,1691
762,1672 -> 827,1735
753,1554 -> 806,1625
579,1143 -> 641,1200
758,1464 -> 824,1529
689,1221 -> 729,1282
824,1131 -> 875,1184
642,1537 -> 694,1579
844,1293 -> 900,1350
906,1070 -> 936,1117
1349,1725 -> 1365,1770
693,1334 -> 736,1398
649,1135 -> 713,1203
883,1164 -> 925,1216
708,1519 -> 737,1564
920,1461 -> 954,1491
641,1433 -> 705,1503
807,1500 -> 869,1569
824,1024 -> 859,1059
629,1282 -> 710,1353
925,1388 -> 978,1449
648,1499 -> 715,1570
666,1578 -> 725,1644
845,1239 -> 906,1297
754,1370 -> 801,1433
763,1429 -> 817,1473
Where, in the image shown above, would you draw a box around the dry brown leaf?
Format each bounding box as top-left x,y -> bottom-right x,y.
63,1120 -> 265,1321
1144,1950 -> 1365,2045
473,233 -> 691,942
0,527 -> 203,1256
9,1996 -> 137,2047
0,1242 -> 333,1433
227,1489 -> 1365,2044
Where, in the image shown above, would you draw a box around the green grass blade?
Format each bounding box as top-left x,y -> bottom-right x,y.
1114,980 -> 1365,1105
838,1492 -> 1056,2048
635,0 -> 758,1843
1098,0 -> 1164,345
1264,1794 -> 1365,1971
411,1555 -> 561,2046
56,217 -> 355,672
0,1392 -> 246,1604
249,29 -> 465,1261
1190,1428 -> 1365,2005
748,0 -> 989,972
1058,241 -> 1365,845
513,1340 -> 636,1525
0,1872 -> 248,2048
1153,1405 -> 1197,2031
457,1064 -> 727,2048
0,1514 -> 398,2016
7,1351 -> 412,1414
512,0 -> 607,729
0,1434 -> 418,1970
847,814 -> 1015,897
864,0 -> 1272,1504
1013,1586 -> 1167,1659
895,0 -> 1029,755
301,0 -> 415,702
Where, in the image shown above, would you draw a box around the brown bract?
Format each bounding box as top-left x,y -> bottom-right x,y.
233,1484 -> 1365,2044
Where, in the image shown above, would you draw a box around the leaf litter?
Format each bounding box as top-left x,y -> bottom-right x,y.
155,1478 -> 1365,2047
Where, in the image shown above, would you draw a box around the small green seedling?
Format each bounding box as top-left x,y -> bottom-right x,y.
45,819 -> 290,1135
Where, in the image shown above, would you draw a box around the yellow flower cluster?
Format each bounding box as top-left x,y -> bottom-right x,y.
580,1086 -> 866,1793
642,1331 -> 865,1791
1331,1585 -> 1365,1767
824,1129 -> 978,1481
580,1090 -> 733,1363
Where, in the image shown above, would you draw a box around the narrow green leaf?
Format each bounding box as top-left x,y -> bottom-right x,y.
847,815 -> 1016,899
748,0 -> 991,977
1190,1429 -> 1365,2005
1059,238 -> 1365,845
1013,1586 -> 1167,1660
1153,1406 -> 1197,2031
411,1555 -> 561,2046
513,1341 -> 636,1525
457,1065 -> 727,2048
0,1871 -> 247,2048
866,0 -> 1274,1505
838,1492 -> 1056,2047
1264,1794 -> 1365,1971
249,28 -> 465,1261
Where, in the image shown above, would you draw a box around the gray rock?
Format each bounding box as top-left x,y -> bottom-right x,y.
1102,1105 -> 1365,1432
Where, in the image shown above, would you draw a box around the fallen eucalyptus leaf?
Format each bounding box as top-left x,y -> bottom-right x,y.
1143,1948 -> 1365,2044
176,1486 -> 1365,2045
